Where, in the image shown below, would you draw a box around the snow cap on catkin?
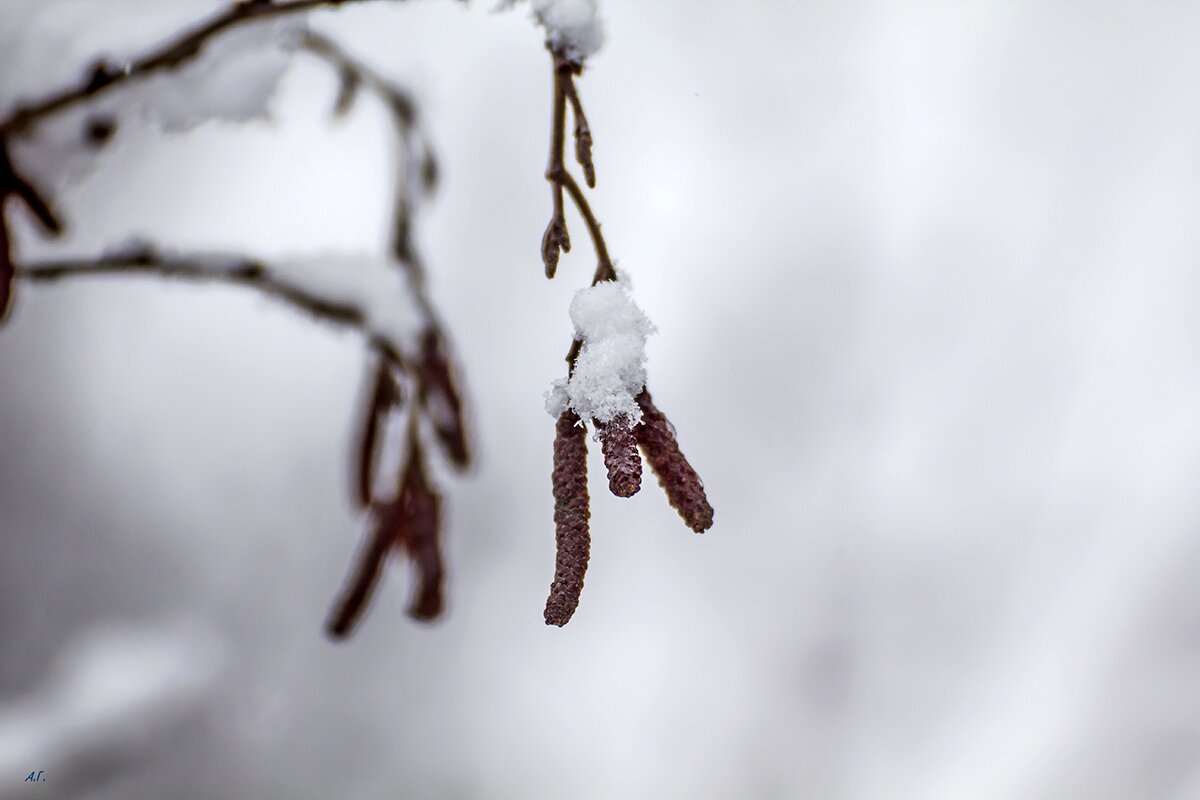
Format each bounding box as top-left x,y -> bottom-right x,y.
545,273 -> 655,425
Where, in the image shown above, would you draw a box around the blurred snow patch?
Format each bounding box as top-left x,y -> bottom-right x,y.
3,10 -> 302,194
0,618 -> 224,800
116,18 -> 302,132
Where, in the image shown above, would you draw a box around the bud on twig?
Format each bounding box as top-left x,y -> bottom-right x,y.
541,212 -> 570,278
574,119 -> 594,189
544,410 -> 590,626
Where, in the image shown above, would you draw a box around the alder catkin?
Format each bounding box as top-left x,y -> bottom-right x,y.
418,330 -> 470,470
354,360 -> 401,508
326,506 -> 399,639
596,414 -> 641,498
398,452 -> 444,621
544,410 -> 591,626
635,390 -> 714,533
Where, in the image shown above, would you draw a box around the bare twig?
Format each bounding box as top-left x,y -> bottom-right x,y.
541,62 -> 571,278
561,74 -> 594,188
14,248 -> 408,367
541,52 -> 614,284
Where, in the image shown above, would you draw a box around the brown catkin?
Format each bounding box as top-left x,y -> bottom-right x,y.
635,390 -> 714,533
596,415 -> 641,498
398,451 -> 445,621
0,216 -> 12,322
325,505 -> 400,639
354,360 -> 401,508
418,330 -> 470,470
544,410 -> 591,626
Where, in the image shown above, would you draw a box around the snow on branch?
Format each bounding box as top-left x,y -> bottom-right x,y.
1,4 -> 471,639
0,0 -> 384,139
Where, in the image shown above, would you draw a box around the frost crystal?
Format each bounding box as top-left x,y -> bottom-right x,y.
547,275 -> 655,424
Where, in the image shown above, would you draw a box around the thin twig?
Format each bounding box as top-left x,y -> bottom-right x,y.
541,62 -> 571,278
14,249 -> 409,368
298,31 -> 471,474
560,73 -> 594,188
541,51 -> 614,286
0,0 -> 383,138
299,31 -> 440,315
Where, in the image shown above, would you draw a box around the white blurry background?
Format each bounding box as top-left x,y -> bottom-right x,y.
3,1 -> 1200,798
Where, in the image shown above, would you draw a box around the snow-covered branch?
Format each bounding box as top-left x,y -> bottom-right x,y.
0,0 -> 386,139
1,3 -> 469,638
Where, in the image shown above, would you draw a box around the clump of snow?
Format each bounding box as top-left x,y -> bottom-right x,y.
0,0 -> 217,119
545,274 -> 655,424
498,0 -> 605,63
5,13 -> 301,193
117,18 -> 300,132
